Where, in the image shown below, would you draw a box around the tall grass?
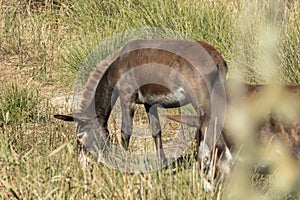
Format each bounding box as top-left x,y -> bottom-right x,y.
0,0 -> 299,199
0,83 -> 42,125
0,0 -> 73,82
62,0 -> 238,74
230,0 -> 300,83
62,0 -> 299,83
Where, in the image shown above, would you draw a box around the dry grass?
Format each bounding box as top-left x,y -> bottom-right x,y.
0,0 -> 299,199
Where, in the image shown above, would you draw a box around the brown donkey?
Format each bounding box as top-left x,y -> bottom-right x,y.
54,39 -> 228,169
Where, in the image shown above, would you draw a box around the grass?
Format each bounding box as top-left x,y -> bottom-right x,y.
0,0 -> 299,199
0,83 -> 42,125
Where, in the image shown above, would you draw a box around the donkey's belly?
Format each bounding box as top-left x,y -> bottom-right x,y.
136,85 -> 190,108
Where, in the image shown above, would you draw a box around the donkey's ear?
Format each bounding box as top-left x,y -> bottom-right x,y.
164,114 -> 200,127
54,114 -> 75,122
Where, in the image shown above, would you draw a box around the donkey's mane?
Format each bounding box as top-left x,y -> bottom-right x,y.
77,49 -> 121,112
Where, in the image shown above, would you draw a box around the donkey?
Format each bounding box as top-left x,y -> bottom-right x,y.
54,39 -> 228,168
165,79 -> 300,180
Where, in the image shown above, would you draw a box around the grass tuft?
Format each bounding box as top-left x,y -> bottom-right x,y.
0,83 -> 42,125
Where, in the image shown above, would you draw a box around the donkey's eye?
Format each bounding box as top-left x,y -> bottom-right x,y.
76,122 -> 85,133
77,132 -> 84,139
203,156 -> 209,164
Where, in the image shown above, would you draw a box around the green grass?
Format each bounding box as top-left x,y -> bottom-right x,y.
0,0 -> 299,199
0,83 -> 42,125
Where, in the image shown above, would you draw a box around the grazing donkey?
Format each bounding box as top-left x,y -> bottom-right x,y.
54,39 -> 228,168
165,79 -> 300,181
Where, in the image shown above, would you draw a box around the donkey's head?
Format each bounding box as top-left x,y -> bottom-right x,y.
54,113 -> 110,156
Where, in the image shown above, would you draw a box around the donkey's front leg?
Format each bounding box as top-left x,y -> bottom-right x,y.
145,104 -> 167,166
120,97 -> 136,151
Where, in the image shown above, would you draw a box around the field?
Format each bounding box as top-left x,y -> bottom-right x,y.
0,0 -> 299,199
